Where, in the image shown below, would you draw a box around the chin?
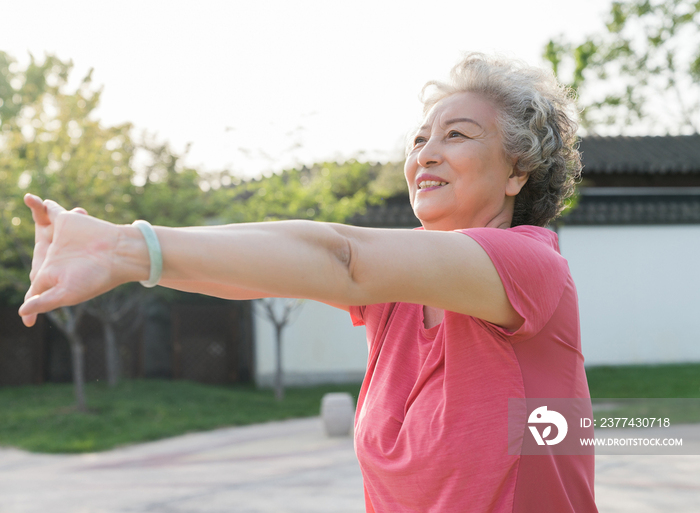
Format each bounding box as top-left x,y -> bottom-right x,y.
412,206 -> 441,225
416,215 -> 457,231
413,203 -> 455,224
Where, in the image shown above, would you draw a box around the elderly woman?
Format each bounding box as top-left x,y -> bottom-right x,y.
20,53 -> 597,512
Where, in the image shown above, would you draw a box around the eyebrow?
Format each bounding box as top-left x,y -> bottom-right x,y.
419,117 -> 483,131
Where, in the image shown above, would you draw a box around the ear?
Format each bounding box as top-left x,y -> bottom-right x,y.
505,162 -> 528,197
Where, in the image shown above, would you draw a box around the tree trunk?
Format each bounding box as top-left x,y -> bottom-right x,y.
274,324 -> 284,401
258,298 -> 304,401
47,305 -> 88,412
67,335 -> 87,412
85,286 -> 145,388
103,321 -> 120,388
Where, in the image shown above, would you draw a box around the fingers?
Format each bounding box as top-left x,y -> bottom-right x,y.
21,312 -> 38,328
21,272 -> 49,315
19,288 -> 40,326
24,193 -> 43,208
19,286 -> 65,321
24,194 -> 77,224
25,194 -> 87,217
24,194 -> 50,226
19,196 -> 91,326
43,199 -> 68,223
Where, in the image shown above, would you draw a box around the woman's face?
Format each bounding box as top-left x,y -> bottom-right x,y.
404,91 -> 527,231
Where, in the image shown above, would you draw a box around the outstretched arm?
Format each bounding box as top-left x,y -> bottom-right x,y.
19,194 -> 520,330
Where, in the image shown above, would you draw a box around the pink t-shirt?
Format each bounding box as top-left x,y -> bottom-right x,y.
349,226 -> 597,513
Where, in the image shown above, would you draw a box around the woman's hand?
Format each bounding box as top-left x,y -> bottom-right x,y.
19,194 -> 126,327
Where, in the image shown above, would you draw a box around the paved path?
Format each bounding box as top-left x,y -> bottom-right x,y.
0,418 -> 363,513
1,418 -> 699,512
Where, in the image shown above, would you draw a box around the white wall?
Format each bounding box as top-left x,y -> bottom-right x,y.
559,225 -> 700,366
253,225 -> 700,386
254,299 -> 368,387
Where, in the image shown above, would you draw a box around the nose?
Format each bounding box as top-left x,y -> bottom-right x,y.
416,136 -> 442,168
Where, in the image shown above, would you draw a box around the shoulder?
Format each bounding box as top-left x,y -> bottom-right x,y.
457,226 -> 571,339
459,225 -> 561,255
458,225 -> 566,276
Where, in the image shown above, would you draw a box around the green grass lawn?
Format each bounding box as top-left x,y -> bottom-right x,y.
1,362 -> 699,454
586,362 -> 700,398
586,363 -> 700,425
0,380 -> 361,453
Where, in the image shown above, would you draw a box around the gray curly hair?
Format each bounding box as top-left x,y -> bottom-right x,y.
418,52 -> 581,227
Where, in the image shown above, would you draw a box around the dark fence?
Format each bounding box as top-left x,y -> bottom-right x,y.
0,299 -> 253,387
172,304 -> 250,384
0,308 -> 46,386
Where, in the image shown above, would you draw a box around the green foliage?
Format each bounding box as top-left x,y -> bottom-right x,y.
0,50 -> 402,305
218,160 -> 404,224
543,0 -> 700,134
0,52 -> 225,304
0,380 -> 361,453
130,136 -> 228,228
0,53 -> 128,302
368,160 -> 407,199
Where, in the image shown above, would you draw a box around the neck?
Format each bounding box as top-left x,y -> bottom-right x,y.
421,208 -> 514,231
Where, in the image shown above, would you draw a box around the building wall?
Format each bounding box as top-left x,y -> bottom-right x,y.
559,224 -> 700,366
254,299 -> 367,387
253,224 -> 700,387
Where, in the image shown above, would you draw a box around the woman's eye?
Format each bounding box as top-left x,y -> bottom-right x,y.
448,131 -> 464,138
413,136 -> 426,145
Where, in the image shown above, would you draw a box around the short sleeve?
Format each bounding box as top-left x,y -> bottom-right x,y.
349,303 -> 397,345
349,305 -> 366,327
460,226 -> 570,342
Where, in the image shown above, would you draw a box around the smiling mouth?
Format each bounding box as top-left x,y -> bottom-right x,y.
418,180 -> 448,190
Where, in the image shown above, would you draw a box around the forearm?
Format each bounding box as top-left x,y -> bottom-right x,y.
158,279 -> 273,300
118,220 -> 354,303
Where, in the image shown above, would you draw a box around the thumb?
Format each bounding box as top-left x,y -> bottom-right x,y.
19,285 -> 67,319
25,194 -> 50,226
20,312 -> 38,328
19,268 -> 60,318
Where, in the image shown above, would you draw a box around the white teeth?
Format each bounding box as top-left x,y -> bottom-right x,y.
418,180 -> 448,189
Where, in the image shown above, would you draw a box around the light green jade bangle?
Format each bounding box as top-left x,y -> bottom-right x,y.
132,220 -> 163,288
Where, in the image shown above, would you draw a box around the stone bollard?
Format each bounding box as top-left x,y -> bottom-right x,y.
321,392 -> 355,437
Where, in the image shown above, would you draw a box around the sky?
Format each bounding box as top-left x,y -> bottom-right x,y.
1,0 -> 614,178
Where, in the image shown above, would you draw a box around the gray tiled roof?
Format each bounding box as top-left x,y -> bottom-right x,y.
353,193 -> 700,227
350,135 -> 700,227
562,189 -> 700,225
578,134 -> 700,174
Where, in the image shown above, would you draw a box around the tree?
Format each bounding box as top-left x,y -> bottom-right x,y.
0,52 -> 140,410
1,51 -> 400,404
0,52 -> 224,406
131,134 -> 232,227
84,284 -> 145,388
257,298 -> 305,401
543,0 -> 700,134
